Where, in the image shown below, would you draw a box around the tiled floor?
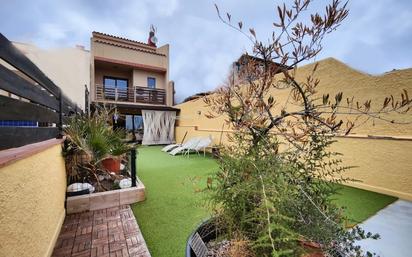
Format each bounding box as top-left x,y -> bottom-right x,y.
52,205 -> 151,257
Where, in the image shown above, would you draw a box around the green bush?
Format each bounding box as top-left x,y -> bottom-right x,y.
64,108 -> 132,165
207,135 -> 379,257
63,108 -> 134,190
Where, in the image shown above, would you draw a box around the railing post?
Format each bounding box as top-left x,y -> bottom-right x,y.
131,148 -> 137,187
134,86 -> 137,103
115,87 -> 118,101
57,89 -> 63,139
85,84 -> 89,116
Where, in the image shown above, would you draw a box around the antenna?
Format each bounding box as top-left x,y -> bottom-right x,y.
150,24 -> 157,33
149,24 -> 158,45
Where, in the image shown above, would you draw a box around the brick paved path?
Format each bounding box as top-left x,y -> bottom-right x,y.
52,205 -> 151,257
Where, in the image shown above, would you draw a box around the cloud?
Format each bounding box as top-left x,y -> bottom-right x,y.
1,0 -> 411,102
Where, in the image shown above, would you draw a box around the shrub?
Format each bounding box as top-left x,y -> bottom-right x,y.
63,107 -> 133,190
204,0 -> 411,256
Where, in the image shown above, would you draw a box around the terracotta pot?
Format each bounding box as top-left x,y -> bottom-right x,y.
299,240 -> 324,257
102,157 -> 121,173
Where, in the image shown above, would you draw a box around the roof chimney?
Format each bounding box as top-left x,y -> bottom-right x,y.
147,25 -> 157,47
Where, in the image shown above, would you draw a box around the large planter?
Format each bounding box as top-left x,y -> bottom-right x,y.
101,157 -> 121,173
66,179 -> 146,214
186,220 -> 324,257
186,219 -> 217,257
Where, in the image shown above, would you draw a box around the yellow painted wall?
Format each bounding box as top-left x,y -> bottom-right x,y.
174,58 -> 412,200
0,144 -> 66,257
334,137 -> 412,200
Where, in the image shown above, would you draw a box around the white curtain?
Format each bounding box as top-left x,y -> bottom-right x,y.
142,110 -> 176,145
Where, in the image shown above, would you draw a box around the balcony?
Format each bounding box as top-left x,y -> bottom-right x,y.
95,84 -> 166,105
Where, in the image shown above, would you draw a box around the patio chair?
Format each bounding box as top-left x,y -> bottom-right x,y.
189,135 -> 213,156
161,136 -> 200,152
169,136 -> 212,156
169,137 -> 202,156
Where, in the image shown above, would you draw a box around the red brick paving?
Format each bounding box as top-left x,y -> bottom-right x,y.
52,205 -> 151,257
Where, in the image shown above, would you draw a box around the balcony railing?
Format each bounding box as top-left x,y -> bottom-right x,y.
95,84 -> 166,105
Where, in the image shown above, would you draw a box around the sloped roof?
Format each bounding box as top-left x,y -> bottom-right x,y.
92,31 -> 166,57
92,31 -> 152,48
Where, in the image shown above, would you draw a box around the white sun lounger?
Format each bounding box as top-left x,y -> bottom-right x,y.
169,138 -> 201,156
190,136 -> 213,156
169,136 -> 212,156
161,137 -> 201,152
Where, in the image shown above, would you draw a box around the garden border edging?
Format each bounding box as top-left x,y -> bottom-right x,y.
66,179 -> 145,214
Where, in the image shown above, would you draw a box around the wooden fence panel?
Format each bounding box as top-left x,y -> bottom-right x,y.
0,95 -> 59,123
0,33 -> 60,96
0,65 -> 59,110
0,127 -> 59,150
0,33 -> 82,150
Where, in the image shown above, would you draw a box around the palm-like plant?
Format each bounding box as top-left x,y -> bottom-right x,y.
63,108 -> 134,190
65,109 -> 132,164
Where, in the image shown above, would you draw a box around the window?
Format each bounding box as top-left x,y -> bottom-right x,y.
103,76 -> 128,100
147,77 -> 156,89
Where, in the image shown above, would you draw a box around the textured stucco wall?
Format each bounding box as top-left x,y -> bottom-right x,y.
0,144 -> 66,257
334,137 -> 412,200
174,58 -> 412,200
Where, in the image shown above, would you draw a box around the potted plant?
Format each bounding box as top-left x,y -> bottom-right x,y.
64,107 -> 134,191
187,1 -> 412,256
101,129 -> 132,173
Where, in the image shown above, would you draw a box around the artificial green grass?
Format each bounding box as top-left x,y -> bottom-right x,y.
333,184 -> 397,224
131,146 -> 216,257
132,146 -> 397,257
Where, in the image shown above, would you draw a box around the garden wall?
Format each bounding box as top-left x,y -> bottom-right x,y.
174,58 -> 412,201
0,139 -> 66,257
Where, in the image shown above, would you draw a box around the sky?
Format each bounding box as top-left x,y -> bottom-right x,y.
1,0 -> 411,103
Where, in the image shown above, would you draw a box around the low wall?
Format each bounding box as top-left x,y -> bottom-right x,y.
334,137 -> 412,200
0,139 -> 66,257
175,126 -> 412,201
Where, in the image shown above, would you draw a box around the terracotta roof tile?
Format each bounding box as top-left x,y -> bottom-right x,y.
93,39 -> 166,57
92,31 -> 152,47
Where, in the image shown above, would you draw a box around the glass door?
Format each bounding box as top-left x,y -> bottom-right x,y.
103,77 -> 129,101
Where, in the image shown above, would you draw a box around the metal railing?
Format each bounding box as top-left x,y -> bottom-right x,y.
95,84 -> 166,105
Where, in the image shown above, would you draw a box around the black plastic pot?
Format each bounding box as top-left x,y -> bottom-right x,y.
186,219 -> 218,257
66,188 -> 90,197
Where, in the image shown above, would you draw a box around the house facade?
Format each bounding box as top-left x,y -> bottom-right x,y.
90,31 -> 178,144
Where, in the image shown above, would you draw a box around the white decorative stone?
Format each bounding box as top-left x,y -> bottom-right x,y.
67,183 -> 95,193
120,163 -> 126,170
119,178 -> 132,189
83,183 -> 95,193
98,175 -> 105,181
